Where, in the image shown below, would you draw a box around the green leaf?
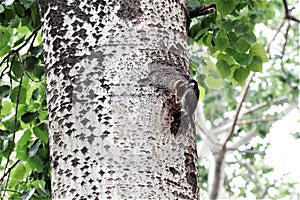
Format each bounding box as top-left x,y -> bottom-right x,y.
32,65 -> 45,79
0,101 -> 12,116
244,32 -> 256,44
233,53 -> 253,65
11,164 -> 26,181
221,20 -> 233,31
227,31 -> 238,45
30,2 -> 40,27
0,85 -> 10,99
10,86 -> 27,104
30,45 -> 43,57
235,24 -> 249,35
18,25 -> 31,35
21,111 -> 39,123
19,0 -> 36,9
12,60 -> 23,79
253,0 -> 267,9
16,144 -> 29,160
225,47 -> 239,56
0,28 -> 11,49
250,43 -> 268,62
33,123 -> 48,143
215,31 -> 229,51
38,110 -> 48,121
217,53 -> 235,65
27,156 -> 44,172
202,32 -> 213,47
32,87 -> 39,100
28,140 -> 41,157
18,130 -> 32,146
0,5 -> 5,13
205,76 -> 223,88
233,67 -> 250,83
25,56 -> 45,79
216,59 -> 231,78
14,2 -> 26,17
0,45 -> 11,57
2,117 -> 20,132
198,85 -> 206,101
248,56 -> 263,72
236,37 -> 251,53
215,0 -> 237,16
0,8 -> 15,26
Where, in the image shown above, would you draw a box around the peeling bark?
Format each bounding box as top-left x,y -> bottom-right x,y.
39,0 -> 199,199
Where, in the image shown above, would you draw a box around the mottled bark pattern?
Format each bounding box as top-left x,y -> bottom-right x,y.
39,0 -> 199,199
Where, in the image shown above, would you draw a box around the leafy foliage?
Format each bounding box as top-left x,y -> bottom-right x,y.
189,0 -> 269,85
0,0 -> 50,199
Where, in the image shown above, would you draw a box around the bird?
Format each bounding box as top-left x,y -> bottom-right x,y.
174,79 -> 200,118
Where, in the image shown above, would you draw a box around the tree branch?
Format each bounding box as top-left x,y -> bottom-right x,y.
226,148 -> 266,156
280,20 -> 291,77
282,0 -> 300,23
210,96 -> 289,136
230,103 -> 297,149
243,96 -> 288,115
237,117 -> 278,126
0,160 -> 20,184
266,19 -> 286,53
235,160 -> 266,192
222,73 -> 255,149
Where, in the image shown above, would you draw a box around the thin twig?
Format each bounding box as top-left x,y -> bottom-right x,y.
0,160 -> 20,184
237,117 -> 278,125
266,19 -> 286,53
226,148 -> 266,156
0,24 -> 41,81
280,21 -> 291,77
222,73 -> 255,149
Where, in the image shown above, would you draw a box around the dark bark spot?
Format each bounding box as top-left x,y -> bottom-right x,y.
71,157 -> 80,167
169,166 -> 180,176
99,170 -> 105,176
117,0 -> 142,22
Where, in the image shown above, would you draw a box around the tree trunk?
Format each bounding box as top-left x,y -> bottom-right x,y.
39,0 -> 199,199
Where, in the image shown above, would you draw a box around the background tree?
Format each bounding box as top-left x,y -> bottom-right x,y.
191,0 -> 299,199
0,0 -> 299,199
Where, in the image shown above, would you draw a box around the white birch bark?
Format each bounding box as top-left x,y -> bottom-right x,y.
39,0 -> 199,199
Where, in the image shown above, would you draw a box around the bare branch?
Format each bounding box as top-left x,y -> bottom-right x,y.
267,0 -> 299,53
222,73 -> 255,149
280,20 -> 291,77
210,96 -> 289,136
230,103 -> 297,149
226,148 -> 266,156
243,96 -> 288,115
229,128 -> 257,150
266,19 -> 286,53
282,0 -> 300,23
237,117 -> 278,126
230,160 -> 266,192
